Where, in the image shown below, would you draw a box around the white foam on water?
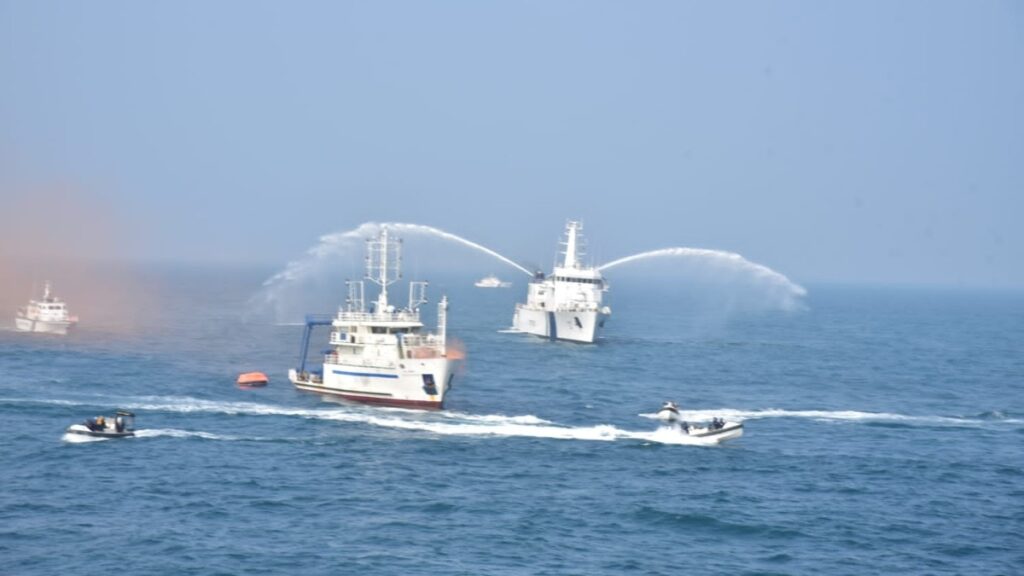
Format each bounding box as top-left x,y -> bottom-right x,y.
445,412 -> 552,426
134,428 -> 239,441
86,396 -> 705,445
24,395 -> 1019,448
61,432 -> 109,443
638,408 -> 1017,426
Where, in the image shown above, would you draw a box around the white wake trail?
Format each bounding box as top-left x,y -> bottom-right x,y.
91,396 -> 715,446
638,408 -> 1019,427
133,428 -> 240,441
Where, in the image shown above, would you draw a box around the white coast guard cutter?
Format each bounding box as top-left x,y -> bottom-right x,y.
511,221 -> 611,343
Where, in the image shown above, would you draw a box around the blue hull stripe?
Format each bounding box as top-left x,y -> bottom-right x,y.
548,312 -> 557,340
332,369 -> 399,379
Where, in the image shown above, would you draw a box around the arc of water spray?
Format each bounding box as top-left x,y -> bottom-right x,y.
261,221 -> 804,297
598,247 -> 807,297
384,223 -> 533,276
263,221 -> 531,289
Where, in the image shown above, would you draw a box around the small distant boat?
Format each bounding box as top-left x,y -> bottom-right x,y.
15,281 -> 78,335
475,275 -> 511,288
655,401 -> 743,443
237,372 -> 269,387
65,411 -> 135,439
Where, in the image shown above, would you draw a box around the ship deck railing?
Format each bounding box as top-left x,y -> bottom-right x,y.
335,310 -> 422,324
400,334 -> 441,348
515,302 -> 601,312
324,355 -> 400,370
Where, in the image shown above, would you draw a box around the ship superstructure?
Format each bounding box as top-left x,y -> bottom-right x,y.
511,221 -> 610,343
289,227 -> 456,409
15,282 -> 78,335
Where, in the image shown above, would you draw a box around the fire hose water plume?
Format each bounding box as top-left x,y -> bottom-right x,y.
254,221 -> 806,320
599,247 -> 807,309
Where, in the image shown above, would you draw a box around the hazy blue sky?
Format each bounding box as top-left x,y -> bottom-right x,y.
2,1 -> 1021,287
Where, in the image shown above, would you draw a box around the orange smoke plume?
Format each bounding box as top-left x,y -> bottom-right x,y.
0,176 -> 156,334
445,337 -> 467,360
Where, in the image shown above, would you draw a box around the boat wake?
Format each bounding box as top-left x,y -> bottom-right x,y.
61,428 -> 239,443
638,408 -> 1024,427
61,432 -> 110,443
35,395 -> 720,446
133,428 -> 241,441
23,396 -> 1019,447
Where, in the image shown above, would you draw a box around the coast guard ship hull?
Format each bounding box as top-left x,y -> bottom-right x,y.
512,307 -> 603,344
15,316 -> 74,335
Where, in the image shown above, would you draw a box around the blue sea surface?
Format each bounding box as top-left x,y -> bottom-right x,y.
1,267 -> 1022,575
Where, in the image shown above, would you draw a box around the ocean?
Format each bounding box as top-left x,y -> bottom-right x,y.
1,265 -> 1022,575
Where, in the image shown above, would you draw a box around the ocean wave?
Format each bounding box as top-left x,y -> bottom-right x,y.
634,506 -> 807,538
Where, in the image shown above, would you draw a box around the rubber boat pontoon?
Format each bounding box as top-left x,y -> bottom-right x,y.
656,401 -> 743,442
65,411 -> 136,438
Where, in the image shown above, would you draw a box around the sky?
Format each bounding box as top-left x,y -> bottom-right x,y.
1,0 -> 1022,288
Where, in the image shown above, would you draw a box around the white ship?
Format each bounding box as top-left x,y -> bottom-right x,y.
15,282 -> 78,335
475,275 -> 511,288
511,221 -> 611,343
289,227 -> 457,409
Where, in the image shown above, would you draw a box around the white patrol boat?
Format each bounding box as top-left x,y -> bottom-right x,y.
475,275 -> 511,288
289,227 -> 457,409
15,281 -> 78,335
656,401 -> 744,443
511,221 -> 611,343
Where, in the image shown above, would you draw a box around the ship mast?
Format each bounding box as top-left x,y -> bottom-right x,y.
366,227 -> 402,311
562,221 -> 583,269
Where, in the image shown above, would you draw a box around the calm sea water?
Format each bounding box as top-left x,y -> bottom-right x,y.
1,266 -> 1022,575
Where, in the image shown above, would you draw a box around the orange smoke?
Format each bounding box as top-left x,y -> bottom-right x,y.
0,176 -> 157,333
445,337 -> 467,360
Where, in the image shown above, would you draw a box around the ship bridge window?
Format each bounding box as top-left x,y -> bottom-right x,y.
555,276 -> 600,284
